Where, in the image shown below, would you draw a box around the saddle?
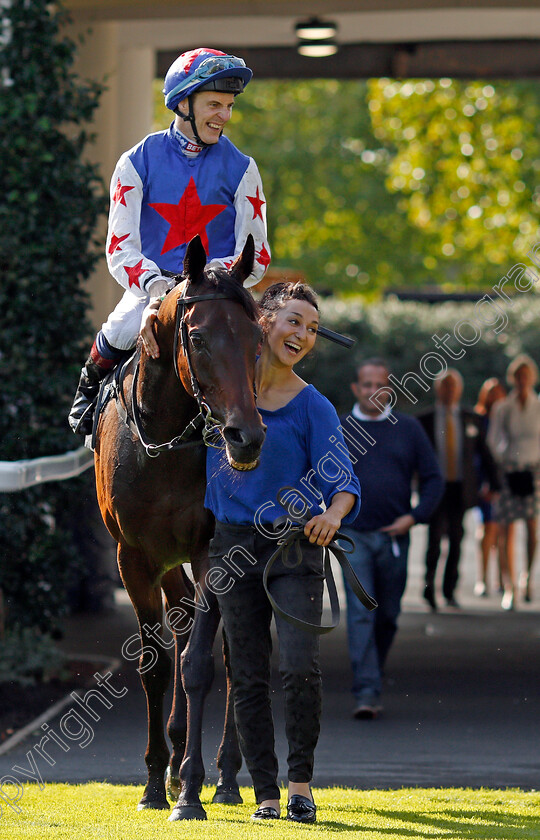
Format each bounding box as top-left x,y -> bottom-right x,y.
83,358 -> 131,452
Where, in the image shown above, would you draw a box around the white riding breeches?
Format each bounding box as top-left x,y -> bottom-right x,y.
100,290 -> 149,351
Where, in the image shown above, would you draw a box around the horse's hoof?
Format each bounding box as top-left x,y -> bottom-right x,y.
137,799 -> 170,811
212,787 -> 243,805
169,803 -> 207,821
165,766 -> 181,801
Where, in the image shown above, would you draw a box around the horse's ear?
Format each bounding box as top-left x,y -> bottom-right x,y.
230,234 -> 255,285
183,235 -> 207,283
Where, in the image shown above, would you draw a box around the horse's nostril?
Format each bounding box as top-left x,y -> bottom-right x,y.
223,427 -> 247,446
222,426 -> 265,449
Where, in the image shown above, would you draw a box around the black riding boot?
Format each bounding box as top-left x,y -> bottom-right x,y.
68,357 -> 109,436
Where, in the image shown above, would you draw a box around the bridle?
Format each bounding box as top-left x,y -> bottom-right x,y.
119,283 -> 253,458
172,285 -> 234,449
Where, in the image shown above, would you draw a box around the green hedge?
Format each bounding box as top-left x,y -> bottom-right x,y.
300,294 -> 540,416
0,0 -> 107,633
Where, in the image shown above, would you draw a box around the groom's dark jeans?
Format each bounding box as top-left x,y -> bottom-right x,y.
209,521 -> 324,804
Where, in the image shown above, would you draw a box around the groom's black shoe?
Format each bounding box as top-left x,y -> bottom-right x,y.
287,794 -> 316,823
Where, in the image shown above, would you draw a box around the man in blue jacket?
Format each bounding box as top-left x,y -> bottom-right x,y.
340,358 -> 444,719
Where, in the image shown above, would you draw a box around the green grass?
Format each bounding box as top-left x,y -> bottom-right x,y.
0,784 -> 539,839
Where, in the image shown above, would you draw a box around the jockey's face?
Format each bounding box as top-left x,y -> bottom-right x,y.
176,91 -> 235,145
265,299 -> 319,368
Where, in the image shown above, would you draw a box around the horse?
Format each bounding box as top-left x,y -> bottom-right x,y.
93,234 -> 266,821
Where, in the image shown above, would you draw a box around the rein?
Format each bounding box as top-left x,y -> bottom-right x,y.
262,487 -> 378,635
131,360 -> 205,457
109,351 -> 204,457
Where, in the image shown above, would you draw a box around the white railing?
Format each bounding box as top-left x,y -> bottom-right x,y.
0,447 -> 93,492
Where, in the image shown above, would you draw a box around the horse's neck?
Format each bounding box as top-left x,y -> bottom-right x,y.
136,355 -> 196,434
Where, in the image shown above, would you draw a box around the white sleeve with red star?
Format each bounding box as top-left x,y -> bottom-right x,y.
105,156 -> 174,299
207,157 -> 271,288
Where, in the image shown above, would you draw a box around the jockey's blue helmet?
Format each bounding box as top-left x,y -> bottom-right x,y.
163,48 -> 253,113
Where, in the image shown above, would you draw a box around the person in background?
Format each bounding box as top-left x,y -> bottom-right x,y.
418,369 -> 500,612
339,359 -> 443,719
473,377 -> 507,597
69,47 -> 270,435
487,355 -> 540,610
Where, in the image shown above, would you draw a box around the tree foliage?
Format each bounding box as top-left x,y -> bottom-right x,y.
300,294 -> 540,417
368,78 -> 540,286
0,0 -> 107,631
154,79 -> 440,296
154,77 -> 540,296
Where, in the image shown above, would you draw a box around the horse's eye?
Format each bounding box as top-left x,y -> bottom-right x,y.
190,332 -> 206,349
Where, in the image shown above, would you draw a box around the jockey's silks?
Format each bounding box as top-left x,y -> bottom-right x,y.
106,122 -> 270,296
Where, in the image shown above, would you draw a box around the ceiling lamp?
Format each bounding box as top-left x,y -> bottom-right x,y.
295,16 -> 338,57
297,40 -> 338,58
295,16 -> 337,40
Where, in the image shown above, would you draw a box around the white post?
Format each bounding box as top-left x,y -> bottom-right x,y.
68,26 -> 155,332
117,45 -> 155,156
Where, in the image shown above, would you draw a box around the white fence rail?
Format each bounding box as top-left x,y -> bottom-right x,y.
0,447 -> 93,492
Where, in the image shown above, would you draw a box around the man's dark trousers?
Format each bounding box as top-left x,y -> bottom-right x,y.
424,480 -> 465,600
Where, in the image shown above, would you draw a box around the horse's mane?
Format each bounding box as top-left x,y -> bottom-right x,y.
190,267 -> 259,323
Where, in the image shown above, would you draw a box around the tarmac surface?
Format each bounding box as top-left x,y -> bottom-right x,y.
1,511 -> 539,791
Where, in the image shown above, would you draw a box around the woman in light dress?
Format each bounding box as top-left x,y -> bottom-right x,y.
487,355 -> 540,610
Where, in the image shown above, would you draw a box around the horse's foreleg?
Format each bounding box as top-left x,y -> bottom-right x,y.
161,567 -> 194,803
212,628 -> 243,805
118,548 -> 171,811
169,584 -> 221,822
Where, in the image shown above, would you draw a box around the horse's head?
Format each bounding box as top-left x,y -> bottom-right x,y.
156,235 -> 266,470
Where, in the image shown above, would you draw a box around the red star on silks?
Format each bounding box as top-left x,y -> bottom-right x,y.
223,258 -> 235,270
256,243 -> 271,270
113,178 -> 134,206
247,186 -> 265,221
149,177 -> 226,255
108,232 -> 130,255
124,259 -> 148,290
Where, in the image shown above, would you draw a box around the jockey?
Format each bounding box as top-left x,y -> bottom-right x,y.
69,47 -> 270,435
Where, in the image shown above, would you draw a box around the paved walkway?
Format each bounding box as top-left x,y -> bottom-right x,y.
1,512 -> 539,790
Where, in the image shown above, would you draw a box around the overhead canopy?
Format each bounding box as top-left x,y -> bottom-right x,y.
66,0 -> 540,78
63,0 -> 540,327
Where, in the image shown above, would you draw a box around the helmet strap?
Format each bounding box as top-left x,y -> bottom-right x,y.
176,96 -> 209,147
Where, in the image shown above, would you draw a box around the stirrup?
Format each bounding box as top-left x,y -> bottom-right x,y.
69,398 -> 96,436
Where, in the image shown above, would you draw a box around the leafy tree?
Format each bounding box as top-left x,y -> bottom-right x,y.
0,0 -> 107,632
154,77 -> 540,295
153,79 -> 440,296
368,78 -> 540,286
